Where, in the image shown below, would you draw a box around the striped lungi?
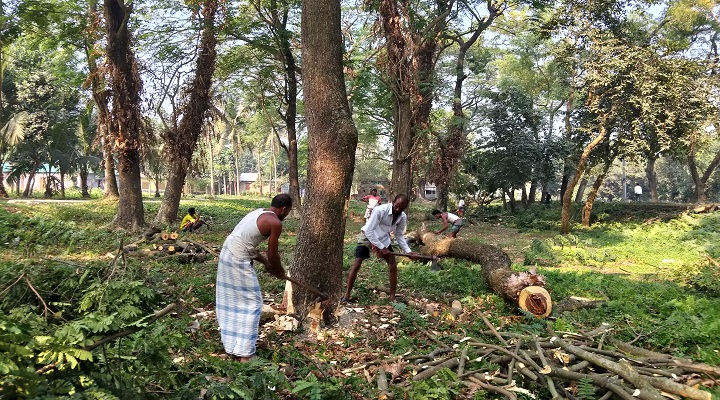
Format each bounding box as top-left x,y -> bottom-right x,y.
216,247 -> 262,357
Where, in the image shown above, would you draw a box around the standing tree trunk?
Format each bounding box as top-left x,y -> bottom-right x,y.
379,0 -> 413,199
105,0 -> 145,231
574,177 -> 587,203
687,136 -> 720,204
559,88 -> 575,206
85,0 -> 118,199
582,156 -> 614,226
154,0 -> 218,224
561,114 -> 608,234
645,156 -> 658,202
288,0 -> 358,319
79,169 -> 90,198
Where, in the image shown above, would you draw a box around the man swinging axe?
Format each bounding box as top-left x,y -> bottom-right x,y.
342,194 -> 419,303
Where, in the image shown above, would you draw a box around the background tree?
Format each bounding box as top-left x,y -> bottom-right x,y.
104,0 -> 146,230
288,0 -> 358,317
154,0 -> 220,225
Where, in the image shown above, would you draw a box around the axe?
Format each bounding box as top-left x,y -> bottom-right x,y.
387,252 -> 441,271
280,274 -> 329,301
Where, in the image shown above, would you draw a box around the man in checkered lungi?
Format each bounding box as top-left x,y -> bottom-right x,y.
216,194 -> 292,361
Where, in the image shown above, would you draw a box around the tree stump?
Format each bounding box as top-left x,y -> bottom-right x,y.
415,230 -> 552,317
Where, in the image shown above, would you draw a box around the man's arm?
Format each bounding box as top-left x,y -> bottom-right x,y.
363,207 -> 386,249
435,213 -> 449,234
394,214 -> 413,254
257,215 -> 286,278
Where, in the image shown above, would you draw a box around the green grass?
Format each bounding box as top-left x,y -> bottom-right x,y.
1,197 -> 719,398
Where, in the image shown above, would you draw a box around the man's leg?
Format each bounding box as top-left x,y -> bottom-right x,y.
383,254 -> 398,301
343,257 -> 364,301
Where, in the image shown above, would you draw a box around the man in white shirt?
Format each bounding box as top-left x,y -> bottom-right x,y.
342,194 -> 417,302
634,184 -> 642,201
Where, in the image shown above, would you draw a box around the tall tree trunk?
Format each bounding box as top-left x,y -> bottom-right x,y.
289,0 -> 358,319
23,162 -> 39,197
85,0 -> 118,198
645,156 -> 658,202
561,114 -> 608,234
505,188 -> 517,213
582,156 -> 613,226
80,170 -> 90,198
574,178 -> 587,203
279,23 -> 302,210
687,131 -> 720,204
432,3 -> 497,209
208,131 -> 215,196
0,163 -> 7,197
59,171 -> 66,198
102,137 -> 119,198
559,88 -> 575,206
256,148 -> 263,195
380,0 -> 413,199
105,0 -> 145,231
528,182 -> 537,204
154,0 -> 218,224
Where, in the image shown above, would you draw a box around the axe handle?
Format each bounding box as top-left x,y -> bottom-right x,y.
281,275 -> 328,300
387,252 -> 436,261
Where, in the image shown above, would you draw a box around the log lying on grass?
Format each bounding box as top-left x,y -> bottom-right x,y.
415,229 -> 551,317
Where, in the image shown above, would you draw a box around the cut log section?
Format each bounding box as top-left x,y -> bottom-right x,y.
415,230 -> 552,317
170,232 -> 179,240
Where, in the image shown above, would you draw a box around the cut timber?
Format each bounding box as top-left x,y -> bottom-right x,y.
692,204 -> 717,213
416,229 -> 552,317
169,232 -> 179,240
161,232 -> 170,240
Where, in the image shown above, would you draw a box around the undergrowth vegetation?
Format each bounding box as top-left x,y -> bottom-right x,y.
0,198 -> 718,398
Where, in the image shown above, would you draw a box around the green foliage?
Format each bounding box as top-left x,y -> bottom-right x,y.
576,377 -> 596,400
291,374 -> 355,400
406,368 -> 460,399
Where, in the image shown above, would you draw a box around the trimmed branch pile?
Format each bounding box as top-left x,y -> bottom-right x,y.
414,229 -> 552,317
122,228 -> 218,263
345,323 -> 718,400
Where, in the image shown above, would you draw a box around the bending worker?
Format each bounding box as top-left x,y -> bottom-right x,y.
432,209 -> 463,238
216,194 -> 292,362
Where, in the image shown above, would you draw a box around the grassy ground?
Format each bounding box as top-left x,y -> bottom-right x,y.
1,196 -> 719,399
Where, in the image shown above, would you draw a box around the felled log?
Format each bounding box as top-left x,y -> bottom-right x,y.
161,232 -> 170,241
415,229 -> 551,317
692,204 -> 717,213
170,232 -> 179,240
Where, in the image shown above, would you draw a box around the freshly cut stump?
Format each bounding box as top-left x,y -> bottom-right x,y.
416,230 -> 552,317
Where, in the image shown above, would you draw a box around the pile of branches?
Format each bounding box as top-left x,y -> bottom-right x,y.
347,322 -> 718,400
122,228 -> 218,263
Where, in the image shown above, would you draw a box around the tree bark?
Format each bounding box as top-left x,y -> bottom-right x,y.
85,0 -> 118,199
561,114 -> 608,234
154,0 -> 218,225
574,178 -> 587,203
559,87 -> 575,206
582,156 -> 613,226
415,230 -> 551,317
645,156 -> 658,202
80,170 -> 90,198
432,10 -> 494,211
380,0 -> 413,199
289,0 -> 358,319
688,138 -> 720,204
105,0 -> 145,231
